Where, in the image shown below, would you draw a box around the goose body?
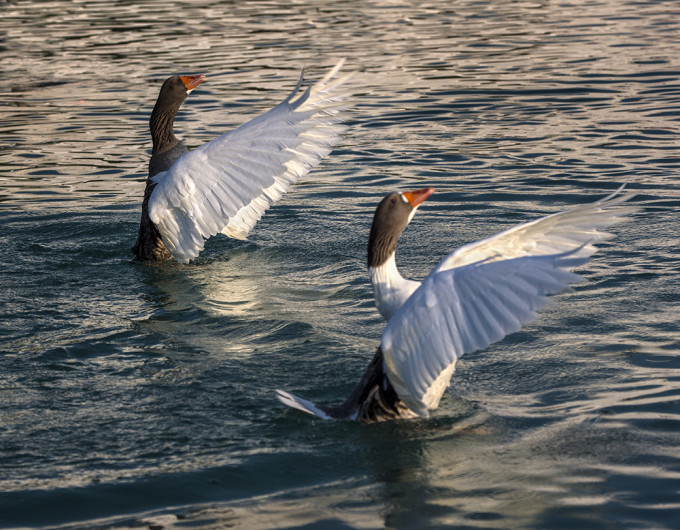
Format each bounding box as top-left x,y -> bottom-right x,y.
133,60 -> 353,263
277,186 -> 637,422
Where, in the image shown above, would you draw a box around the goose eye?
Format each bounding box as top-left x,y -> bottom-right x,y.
390,197 -> 397,205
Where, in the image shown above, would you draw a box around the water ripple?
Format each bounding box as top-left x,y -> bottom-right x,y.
2,0 -> 680,528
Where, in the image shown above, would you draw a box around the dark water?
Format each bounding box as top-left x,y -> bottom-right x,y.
2,0 -> 680,528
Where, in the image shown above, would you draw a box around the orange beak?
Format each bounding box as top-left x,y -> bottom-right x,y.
402,187 -> 434,208
180,74 -> 206,91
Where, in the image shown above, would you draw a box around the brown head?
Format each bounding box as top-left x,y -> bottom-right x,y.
149,74 -> 206,153
367,187 -> 434,268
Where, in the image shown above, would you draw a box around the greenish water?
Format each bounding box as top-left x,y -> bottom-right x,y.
2,0 -> 680,528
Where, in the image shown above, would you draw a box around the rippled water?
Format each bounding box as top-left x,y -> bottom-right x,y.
2,0 -> 680,528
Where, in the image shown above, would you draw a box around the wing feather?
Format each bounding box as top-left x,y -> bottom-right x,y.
149,59 -> 353,263
380,252 -> 590,418
434,185 -> 638,273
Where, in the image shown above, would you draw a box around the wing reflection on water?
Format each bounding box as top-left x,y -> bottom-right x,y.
131,245 -> 289,363
151,248 -> 266,318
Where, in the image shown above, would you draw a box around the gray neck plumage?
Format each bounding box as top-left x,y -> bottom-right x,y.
150,101 -> 183,154
367,225 -> 400,269
366,215 -> 413,321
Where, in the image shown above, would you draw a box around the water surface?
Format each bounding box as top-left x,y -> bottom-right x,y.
2,0 -> 680,528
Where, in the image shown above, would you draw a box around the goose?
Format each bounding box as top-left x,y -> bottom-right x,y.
132,60 -> 353,263
276,186 -> 637,422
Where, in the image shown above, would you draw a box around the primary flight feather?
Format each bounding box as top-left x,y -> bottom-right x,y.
132,60 -> 353,263
276,186 -> 637,423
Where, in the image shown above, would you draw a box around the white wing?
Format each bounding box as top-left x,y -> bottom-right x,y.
380,252 -> 590,418
274,389 -> 331,420
148,59 -> 353,263
434,185 -> 637,273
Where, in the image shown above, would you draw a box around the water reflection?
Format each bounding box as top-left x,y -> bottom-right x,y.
143,247 -> 265,318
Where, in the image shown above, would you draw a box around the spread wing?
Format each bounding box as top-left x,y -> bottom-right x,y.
434,185 -> 637,273
380,252 -> 588,418
148,59 -> 353,263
